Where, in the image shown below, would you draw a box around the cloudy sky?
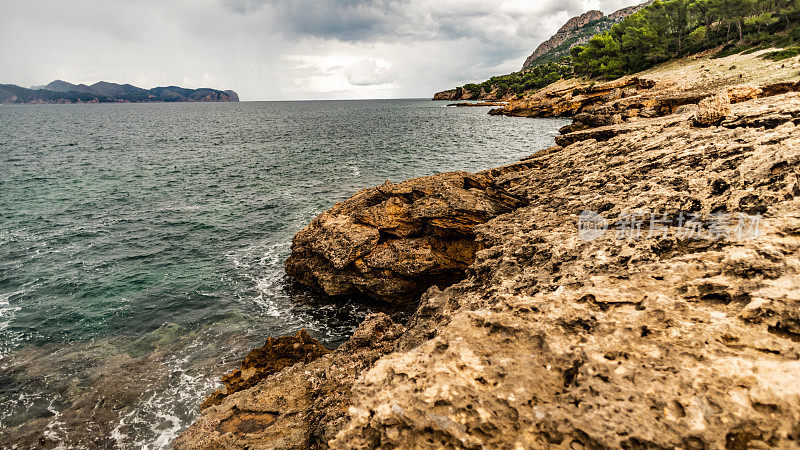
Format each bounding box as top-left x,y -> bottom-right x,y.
1,0 -> 642,100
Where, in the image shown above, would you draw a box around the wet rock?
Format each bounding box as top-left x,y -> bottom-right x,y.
176,314 -> 404,449
200,329 -> 330,409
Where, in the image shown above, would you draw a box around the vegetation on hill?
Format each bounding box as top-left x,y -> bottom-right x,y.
525,18 -> 617,68
437,0 -> 800,100
456,62 -> 573,100
571,0 -> 800,78
0,84 -> 106,104
0,81 -> 239,104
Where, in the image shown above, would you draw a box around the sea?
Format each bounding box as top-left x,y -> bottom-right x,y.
0,99 -> 569,448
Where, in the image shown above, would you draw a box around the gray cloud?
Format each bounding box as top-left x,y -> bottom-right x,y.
225,0 -> 389,40
224,0 -> 590,43
0,0 -> 644,100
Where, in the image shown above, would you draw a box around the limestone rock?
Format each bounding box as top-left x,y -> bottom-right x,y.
200,329 -> 330,409
330,92 -> 800,449
694,91 -> 731,126
522,2 -> 653,70
432,89 -> 459,101
285,172 -> 525,303
522,10 -> 604,69
493,52 -> 800,136
175,314 -> 404,449
183,84 -> 800,449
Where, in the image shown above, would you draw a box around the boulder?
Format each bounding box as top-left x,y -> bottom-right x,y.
694,92 -> 731,126
285,172 -> 525,303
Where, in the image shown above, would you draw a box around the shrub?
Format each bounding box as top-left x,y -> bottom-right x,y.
763,46 -> 800,61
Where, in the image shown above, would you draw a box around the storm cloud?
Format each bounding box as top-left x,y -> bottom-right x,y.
0,0 -> 643,100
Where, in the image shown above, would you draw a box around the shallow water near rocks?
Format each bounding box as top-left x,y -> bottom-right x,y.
0,99 -> 568,447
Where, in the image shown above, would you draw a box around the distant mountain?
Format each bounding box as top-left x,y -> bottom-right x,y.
43,80 -> 87,93
0,80 -> 239,104
521,1 -> 654,70
84,81 -> 149,98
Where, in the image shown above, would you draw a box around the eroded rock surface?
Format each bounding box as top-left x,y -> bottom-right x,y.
285,171 -> 525,303
491,51 -> 800,134
331,93 -> 800,449
181,78 -> 800,448
200,330 -> 330,409
175,314 -> 404,449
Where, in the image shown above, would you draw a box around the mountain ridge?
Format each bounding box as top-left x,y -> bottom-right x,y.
522,1 -> 654,69
0,80 -> 239,104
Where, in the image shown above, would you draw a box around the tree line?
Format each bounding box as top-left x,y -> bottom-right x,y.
459,62 -> 572,99
444,0 -> 800,99
571,0 -> 800,78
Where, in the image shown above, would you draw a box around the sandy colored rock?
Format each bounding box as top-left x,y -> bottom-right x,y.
200,329 -> 330,409
492,50 -> 800,130
330,92 -> 800,449
285,172 -> 524,303
182,56 -> 800,449
175,314 -> 404,450
694,91 -> 731,126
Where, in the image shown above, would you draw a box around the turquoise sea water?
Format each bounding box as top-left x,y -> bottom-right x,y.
0,100 -> 568,447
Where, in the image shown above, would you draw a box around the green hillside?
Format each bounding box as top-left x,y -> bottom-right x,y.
572,0 -> 800,78
436,0 -> 800,101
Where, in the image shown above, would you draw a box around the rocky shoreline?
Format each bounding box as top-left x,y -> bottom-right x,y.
178,52 -> 800,448
447,101 -> 507,107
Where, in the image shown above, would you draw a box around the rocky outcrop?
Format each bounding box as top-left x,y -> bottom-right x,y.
200,330 -> 330,409
522,2 -> 653,70
607,1 -> 654,22
694,91 -> 732,126
181,89 -> 800,448
522,10 -> 604,69
284,172 -> 525,303
223,90 -> 240,102
175,313 -> 404,449
433,86 -> 504,102
490,76 -> 658,120
330,91 -> 800,449
447,101 -> 506,107
492,51 -> 800,143
432,89 -> 459,101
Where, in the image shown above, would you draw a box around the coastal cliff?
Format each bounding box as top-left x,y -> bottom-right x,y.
522,2 -> 653,70
178,51 -> 800,448
521,10 -> 605,69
